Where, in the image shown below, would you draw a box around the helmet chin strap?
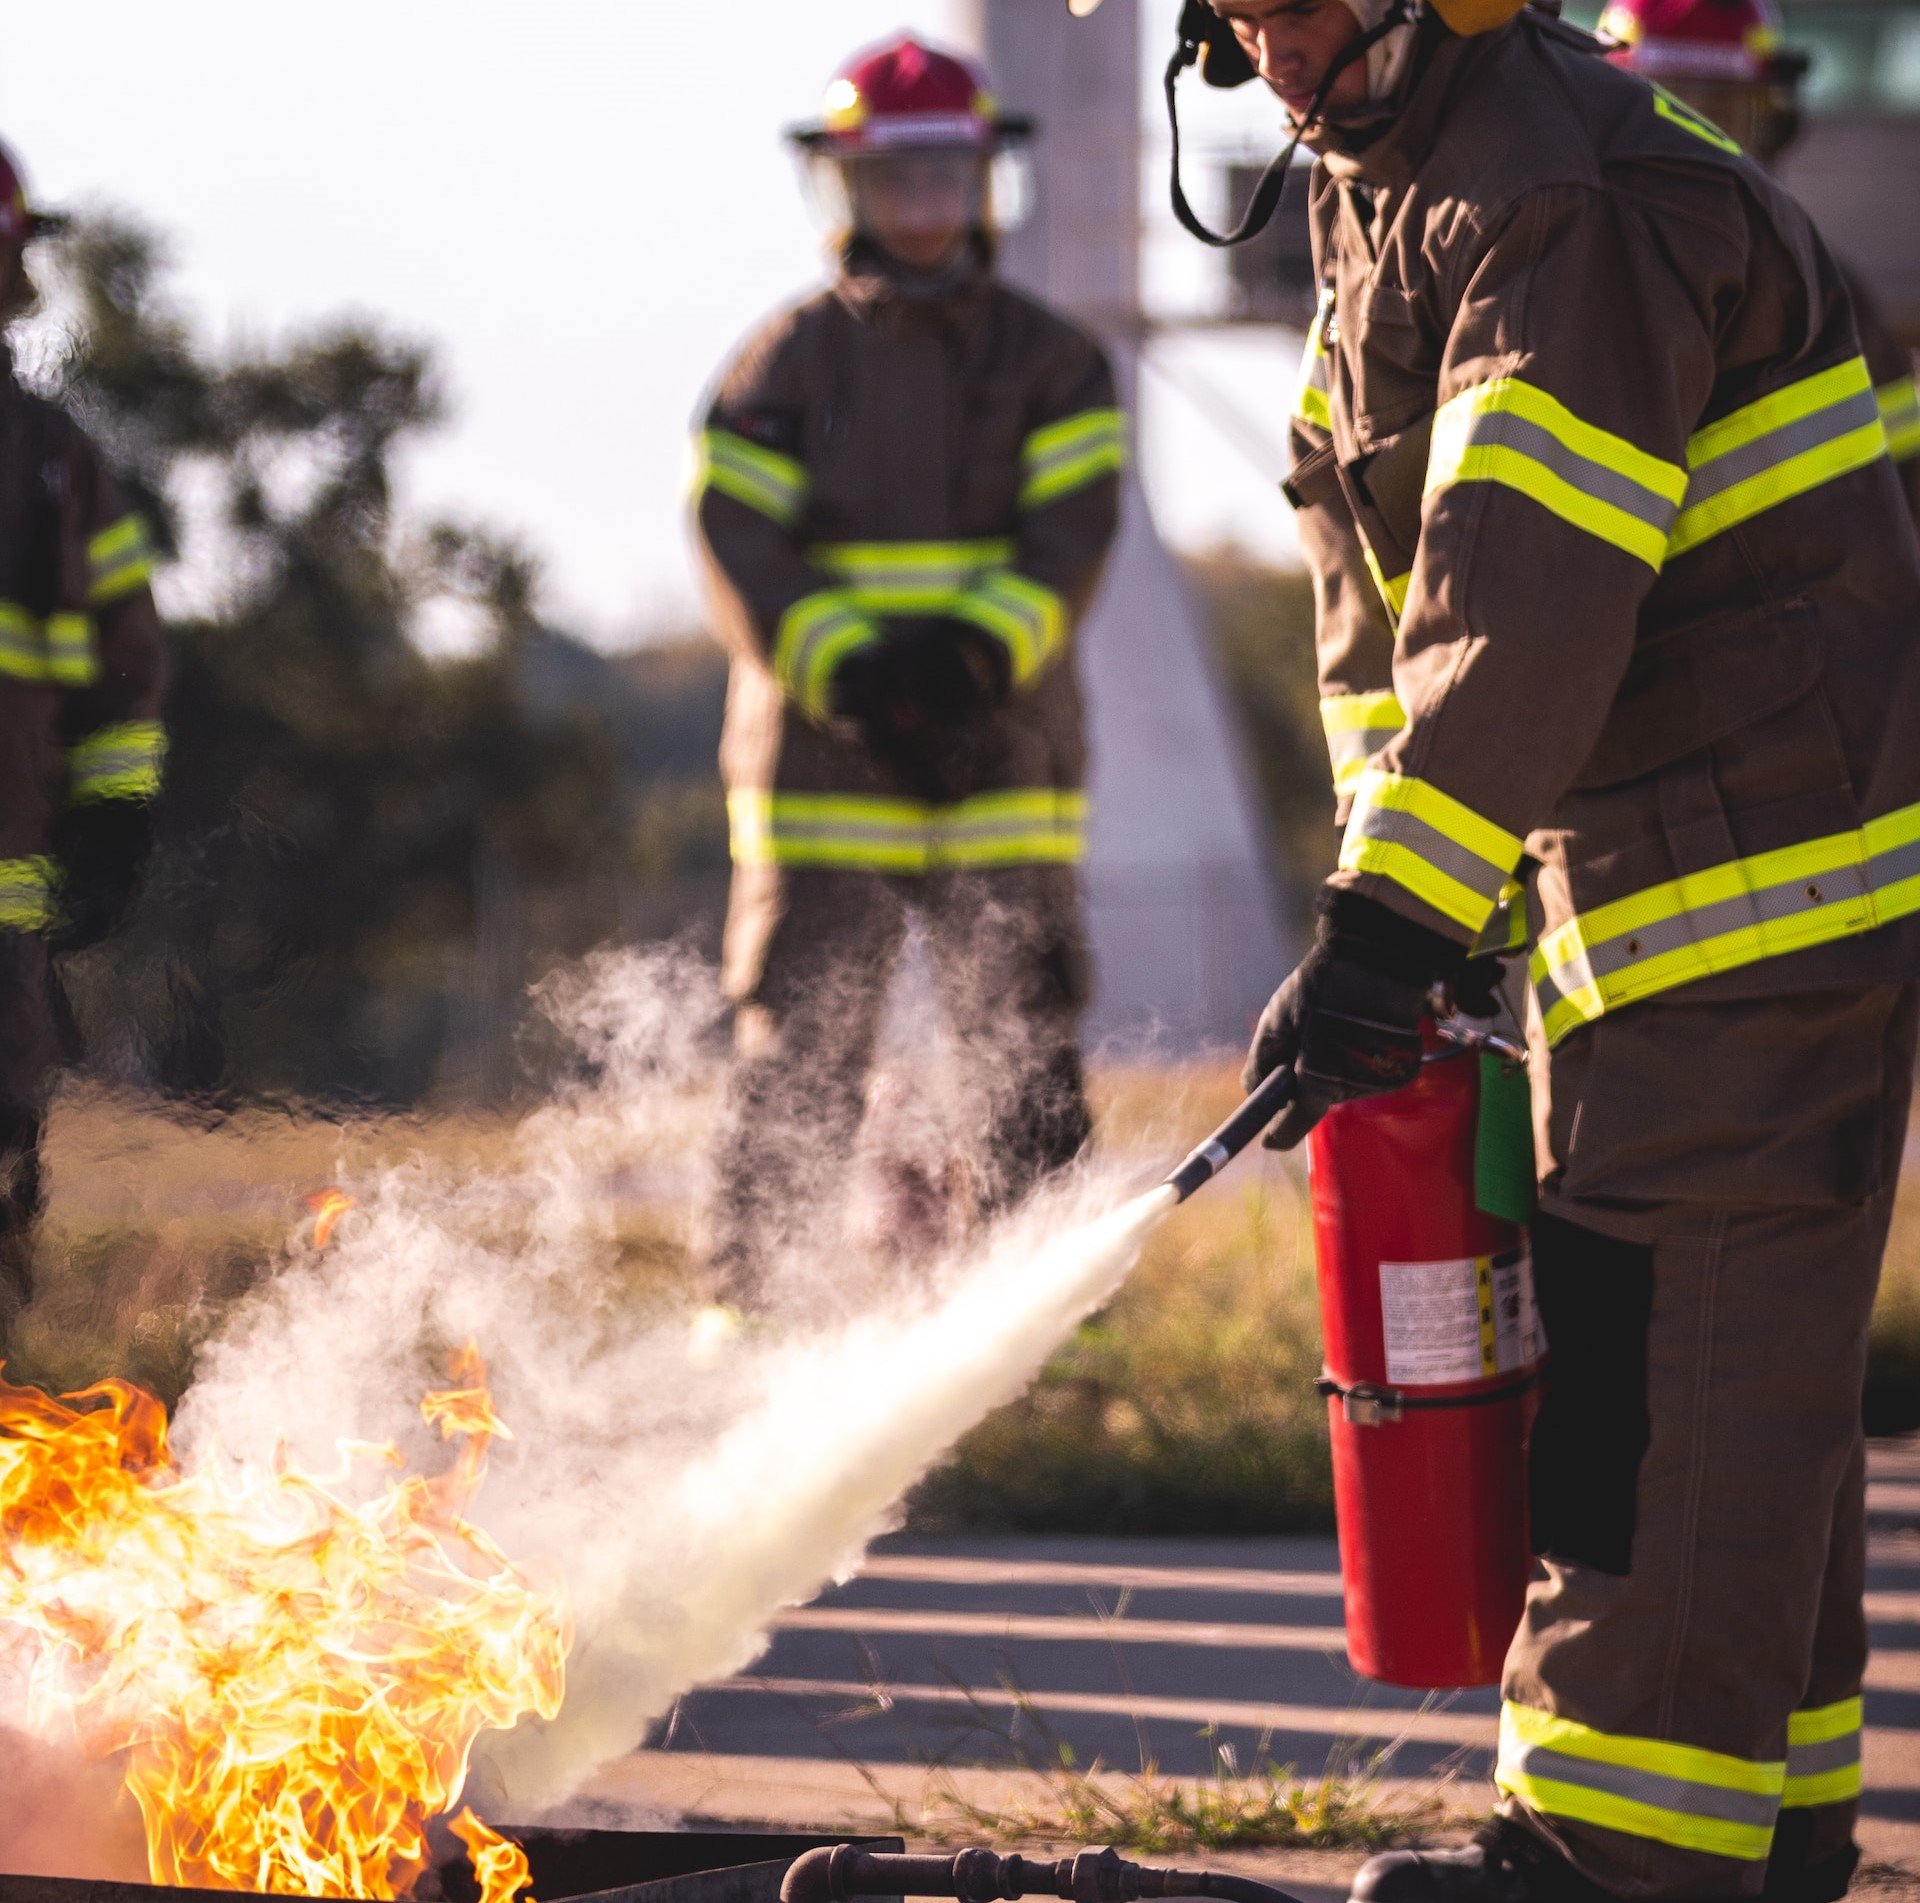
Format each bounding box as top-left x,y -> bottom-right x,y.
1166,0 -> 1414,247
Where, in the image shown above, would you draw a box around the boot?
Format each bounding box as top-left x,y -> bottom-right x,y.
1350,1820 -> 1616,1902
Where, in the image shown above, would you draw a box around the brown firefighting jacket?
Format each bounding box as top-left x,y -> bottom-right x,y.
691,249 -> 1122,879
1847,264 -> 1920,530
1286,8 -> 1920,1050
0,345 -> 167,937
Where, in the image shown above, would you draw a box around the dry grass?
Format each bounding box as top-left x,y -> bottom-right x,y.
20,1072 -> 1920,1525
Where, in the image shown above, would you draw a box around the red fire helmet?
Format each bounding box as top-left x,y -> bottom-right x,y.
1598,0 -> 1799,83
788,35 -> 1032,154
0,138 -> 66,247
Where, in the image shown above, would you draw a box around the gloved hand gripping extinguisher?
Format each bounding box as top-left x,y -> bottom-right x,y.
1163,1015 -> 1540,1690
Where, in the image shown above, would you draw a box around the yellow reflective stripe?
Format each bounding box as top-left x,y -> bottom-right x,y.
1361,546 -> 1410,627
68,721 -> 166,804
0,857 -> 55,932
1021,408 -> 1127,508
86,511 -> 155,605
1293,289 -> 1333,433
1532,799 -> 1920,1045
811,539 -> 1014,612
1671,357 -> 1887,556
693,429 -> 808,528
728,788 -> 1088,872
1498,1703 -> 1781,1863
771,590 -> 880,721
1652,85 -> 1743,154
1472,877 -> 1530,956
1782,1697 -> 1863,1809
0,602 -> 44,681
1878,375 -> 1920,462
1427,377 -> 1686,570
43,613 -> 96,686
948,570 -> 1066,686
1320,691 -> 1405,799
1340,768 -> 1525,936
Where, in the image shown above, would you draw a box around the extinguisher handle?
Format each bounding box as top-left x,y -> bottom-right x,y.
1162,1064 -> 1296,1204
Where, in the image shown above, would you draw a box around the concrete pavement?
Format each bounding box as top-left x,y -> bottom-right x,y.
584,1442 -> 1920,1895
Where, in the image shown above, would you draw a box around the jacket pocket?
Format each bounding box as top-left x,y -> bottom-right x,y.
1348,284 -> 1435,444
1335,412 -> 1433,610
1571,597 -> 1824,791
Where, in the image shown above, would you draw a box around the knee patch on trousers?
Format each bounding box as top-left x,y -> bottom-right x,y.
1528,1212 -> 1654,1576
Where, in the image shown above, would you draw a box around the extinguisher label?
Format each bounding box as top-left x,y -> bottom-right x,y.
1378,1248 -> 1543,1386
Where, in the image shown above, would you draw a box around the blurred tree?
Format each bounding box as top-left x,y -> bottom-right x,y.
1184,547 -> 1336,916
43,217 -> 636,1102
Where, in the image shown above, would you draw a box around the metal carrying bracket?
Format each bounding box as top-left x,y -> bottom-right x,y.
1314,1374 -> 1405,1425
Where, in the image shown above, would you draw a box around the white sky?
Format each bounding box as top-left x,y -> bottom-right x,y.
5,2 -> 1305,649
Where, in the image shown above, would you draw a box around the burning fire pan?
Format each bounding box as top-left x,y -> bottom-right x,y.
0,1828 -> 905,1903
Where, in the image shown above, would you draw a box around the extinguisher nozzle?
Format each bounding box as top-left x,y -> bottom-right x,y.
1163,1066 -> 1295,1202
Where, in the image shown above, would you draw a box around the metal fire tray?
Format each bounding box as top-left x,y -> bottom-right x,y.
0,1827 -> 906,1903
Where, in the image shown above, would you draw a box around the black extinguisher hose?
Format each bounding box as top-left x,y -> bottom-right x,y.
1161,1065 -> 1295,1204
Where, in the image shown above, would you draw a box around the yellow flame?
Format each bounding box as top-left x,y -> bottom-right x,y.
0,1346 -> 569,1900
450,1809 -> 535,1903
308,1188 -> 357,1250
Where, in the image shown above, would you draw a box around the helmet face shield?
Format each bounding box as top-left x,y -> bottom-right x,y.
803,145 -> 1022,260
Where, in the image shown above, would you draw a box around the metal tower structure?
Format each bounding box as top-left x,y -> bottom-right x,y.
952,0 -> 1294,1052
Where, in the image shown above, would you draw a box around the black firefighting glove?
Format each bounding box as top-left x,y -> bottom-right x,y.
887,617 -> 1012,725
1242,887 -> 1468,1151
48,799 -> 154,957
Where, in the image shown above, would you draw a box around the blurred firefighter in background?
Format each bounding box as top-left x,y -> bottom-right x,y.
689,35 -> 1123,1302
0,139 -> 167,1337
1599,0 -> 1920,528
1067,0 -> 1920,1897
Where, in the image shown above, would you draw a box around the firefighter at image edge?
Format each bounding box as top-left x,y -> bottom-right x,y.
0,141 -> 167,1342
1071,0 -> 1920,1897
687,37 -> 1123,1303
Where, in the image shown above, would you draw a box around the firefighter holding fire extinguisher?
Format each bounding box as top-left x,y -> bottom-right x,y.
1069,0 -> 1920,1898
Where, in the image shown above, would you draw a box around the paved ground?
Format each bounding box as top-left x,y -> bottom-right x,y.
584,1443 -> 1920,1897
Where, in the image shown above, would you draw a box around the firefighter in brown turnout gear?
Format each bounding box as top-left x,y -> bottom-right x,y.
0,140 -> 167,1333
1066,0 -> 1920,1896
691,36 -> 1122,1299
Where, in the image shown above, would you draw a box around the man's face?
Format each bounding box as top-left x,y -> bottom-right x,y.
1212,0 -> 1374,121
845,150 -> 985,269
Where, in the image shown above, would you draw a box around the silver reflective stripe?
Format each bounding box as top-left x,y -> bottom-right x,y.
1350,800 -> 1511,909
1459,408 -> 1681,534
1682,388 -> 1883,513
1513,1744 -> 1781,1832
1785,1734 -> 1859,1780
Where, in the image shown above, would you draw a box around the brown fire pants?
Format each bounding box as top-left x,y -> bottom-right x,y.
1498,982 -> 1919,1901
0,931 -> 56,1334
701,862 -> 1092,1304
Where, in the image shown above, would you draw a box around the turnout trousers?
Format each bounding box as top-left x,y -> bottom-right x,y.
1499,983 -> 1920,1900
702,861 -> 1092,1303
0,930 -> 56,1334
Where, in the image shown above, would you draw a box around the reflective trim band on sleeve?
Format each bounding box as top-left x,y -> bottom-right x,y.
771,589 -> 881,722
1497,1702 -> 1782,1863
810,539 -> 1014,613
68,721 -> 167,805
948,570 -> 1067,687
728,787 -> 1088,873
693,428 -> 809,528
1670,357 -> 1888,557
1878,375 -> 1920,463
1294,289 -> 1334,433
1472,877 -> 1530,956
1020,408 -> 1127,509
0,602 -> 44,681
1340,768 -> 1525,937
1320,690 -> 1406,799
1532,798 -> 1920,1046
0,857 -> 55,932
1426,377 -> 1688,570
43,613 -> 97,687
1361,546 -> 1411,628
1782,1697 -> 1863,1810
87,512 -> 155,606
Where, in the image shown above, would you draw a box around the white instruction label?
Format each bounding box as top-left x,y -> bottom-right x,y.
1378,1249 -> 1542,1387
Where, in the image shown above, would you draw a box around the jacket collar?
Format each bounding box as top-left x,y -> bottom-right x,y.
834,234 -> 994,327
1312,14 -> 1490,190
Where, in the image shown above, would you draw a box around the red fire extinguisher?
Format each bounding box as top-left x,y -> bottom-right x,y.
1306,1021 -> 1541,1690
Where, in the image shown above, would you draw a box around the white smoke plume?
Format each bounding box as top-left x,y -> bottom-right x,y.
170,947 -> 1175,1816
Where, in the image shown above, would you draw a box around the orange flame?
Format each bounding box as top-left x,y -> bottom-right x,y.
308,1188 -> 357,1250
450,1809 -> 535,1903
0,1347 -> 568,1900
